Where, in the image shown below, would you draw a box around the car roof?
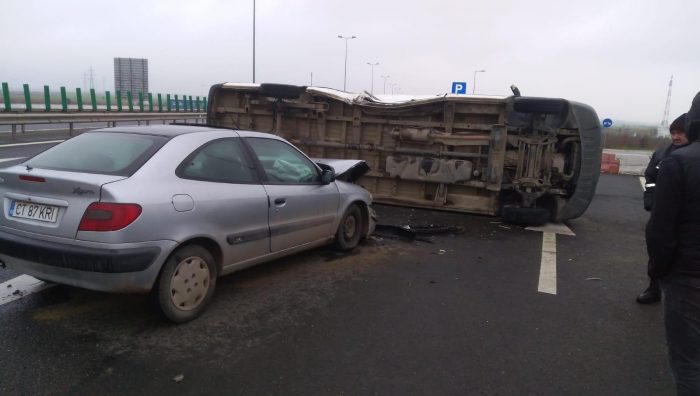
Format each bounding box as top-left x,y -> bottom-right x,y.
87,124 -> 234,138
86,125 -> 290,142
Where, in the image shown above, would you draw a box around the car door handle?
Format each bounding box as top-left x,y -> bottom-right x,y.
274,198 -> 286,206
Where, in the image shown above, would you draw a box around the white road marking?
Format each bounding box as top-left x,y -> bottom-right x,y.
525,223 -> 576,236
0,275 -> 54,306
639,177 -> 646,190
525,222 -> 575,295
0,157 -> 25,163
538,232 -> 557,294
0,140 -> 65,148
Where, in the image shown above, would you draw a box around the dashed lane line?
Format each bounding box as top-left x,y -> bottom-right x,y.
0,157 -> 26,163
538,232 -> 557,294
0,140 -> 65,148
526,223 -> 576,295
0,275 -> 54,306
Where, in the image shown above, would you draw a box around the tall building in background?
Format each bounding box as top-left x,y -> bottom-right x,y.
113,57 -> 148,94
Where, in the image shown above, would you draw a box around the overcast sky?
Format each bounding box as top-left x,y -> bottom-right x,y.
3,0 -> 699,125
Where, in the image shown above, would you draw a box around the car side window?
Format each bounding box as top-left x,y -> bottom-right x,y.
177,138 -> 257,183
245,137 -> 321,184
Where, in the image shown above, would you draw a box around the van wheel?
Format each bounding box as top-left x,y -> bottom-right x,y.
156,245 -> 217,323
334,204 -> 362,251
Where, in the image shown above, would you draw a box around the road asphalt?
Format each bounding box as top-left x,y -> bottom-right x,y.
0,173 -> 673,395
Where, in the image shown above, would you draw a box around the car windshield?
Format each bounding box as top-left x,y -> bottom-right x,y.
26,132 -> 168,176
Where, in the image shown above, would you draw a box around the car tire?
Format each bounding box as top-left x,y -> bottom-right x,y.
334,204 -> 363,251
156,245 -> 217,324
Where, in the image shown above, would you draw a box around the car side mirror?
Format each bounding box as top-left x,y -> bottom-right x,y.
321,169 -> 335,184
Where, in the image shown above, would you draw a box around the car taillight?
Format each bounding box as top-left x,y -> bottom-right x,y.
78,202 -> 142,231
19,175 -> 45,182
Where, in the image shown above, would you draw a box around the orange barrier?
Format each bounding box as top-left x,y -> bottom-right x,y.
601,152 -> 621,174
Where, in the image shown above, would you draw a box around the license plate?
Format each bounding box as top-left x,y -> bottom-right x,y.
9,201 -> 60,223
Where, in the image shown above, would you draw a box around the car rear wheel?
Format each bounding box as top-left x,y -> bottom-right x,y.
156,245 -> 217,323
334,204 -> 363,251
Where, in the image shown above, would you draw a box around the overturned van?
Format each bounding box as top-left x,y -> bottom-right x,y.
207,83 -> 602,224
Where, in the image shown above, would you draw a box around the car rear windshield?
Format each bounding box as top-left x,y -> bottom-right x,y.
26,132 -> 169,176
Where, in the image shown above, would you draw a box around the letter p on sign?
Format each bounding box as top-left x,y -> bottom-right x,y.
451,82 -> 467,94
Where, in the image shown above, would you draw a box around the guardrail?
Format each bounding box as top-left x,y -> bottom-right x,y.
1,82 -> 207,113
0,81 -> 209,143
0,112 -> 206,143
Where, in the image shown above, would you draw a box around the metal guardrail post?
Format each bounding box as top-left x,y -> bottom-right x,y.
60,87 -> 68,112
90,89 -> 97,111
76,88 -> 83,111
127,91 -> 133,112
11,124 -> 16,141
116,90 -> 122,111
138,92 -> 144,112
166,94 -> 171,112
148,93 -> 153,112
175,95 -> 180,112
2,82 -> 10,111
23,84 -> 32,111
157,93 -> 162,112
106,91 -> 111,111
44,86 -> 51,112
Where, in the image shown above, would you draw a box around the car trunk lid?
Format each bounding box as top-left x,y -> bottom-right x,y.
0,165 -> 126,238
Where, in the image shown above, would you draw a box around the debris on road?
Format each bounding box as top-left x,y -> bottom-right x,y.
438,249 -> 446,255
374,224 -> 465,242
173,374 -> 184,383
586,277 -> 602,281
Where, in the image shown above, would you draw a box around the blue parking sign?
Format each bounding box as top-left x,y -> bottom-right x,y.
602,118 -> 613,128
451,82 -> 467,94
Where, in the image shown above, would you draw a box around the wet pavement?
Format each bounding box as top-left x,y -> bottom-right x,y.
0,172 -> 673,395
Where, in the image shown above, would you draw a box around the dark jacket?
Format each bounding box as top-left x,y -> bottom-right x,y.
648,141 -> 700,279
644,144 -> 679,211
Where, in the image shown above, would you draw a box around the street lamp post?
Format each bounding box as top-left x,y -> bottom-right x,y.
366,62 -> 379,94
472,69 -> 485,95
338,35 -> 357,91
389,82 -> 398,95
381,75 -> 390,95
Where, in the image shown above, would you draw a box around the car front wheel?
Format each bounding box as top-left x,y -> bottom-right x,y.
334,204 -> 363,251
156,245 -> 217,323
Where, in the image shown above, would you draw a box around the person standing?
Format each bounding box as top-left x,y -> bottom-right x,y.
648,91 -> 700,395
637,113 -> 689,304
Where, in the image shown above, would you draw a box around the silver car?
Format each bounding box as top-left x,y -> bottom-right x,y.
0,125 -> 375,322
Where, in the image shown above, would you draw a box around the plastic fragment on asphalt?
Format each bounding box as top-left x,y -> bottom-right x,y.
174,374 -> 184,383
438,249 -> 446,255
586,277 -> 602,281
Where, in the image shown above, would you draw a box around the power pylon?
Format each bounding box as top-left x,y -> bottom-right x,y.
661,75 -> 673,127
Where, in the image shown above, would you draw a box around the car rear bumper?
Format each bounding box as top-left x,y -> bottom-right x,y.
0,228 -> 176,293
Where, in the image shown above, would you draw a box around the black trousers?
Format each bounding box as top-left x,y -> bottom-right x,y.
661,275 -> 700,396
